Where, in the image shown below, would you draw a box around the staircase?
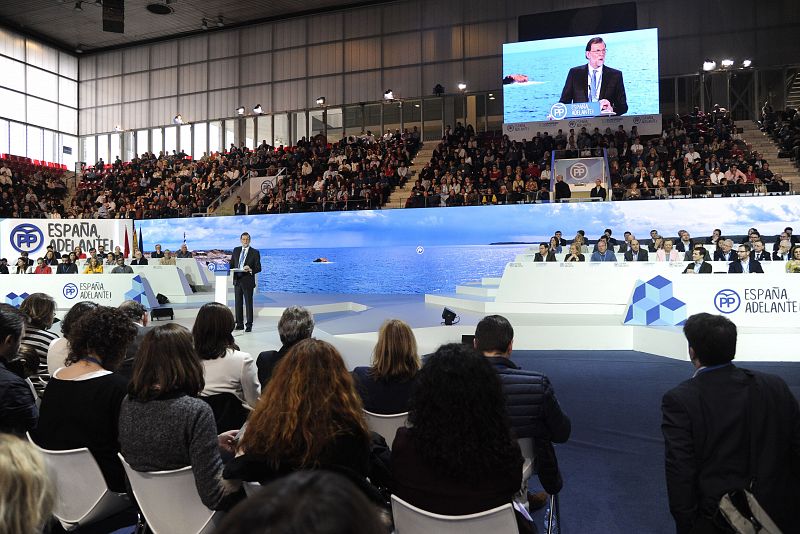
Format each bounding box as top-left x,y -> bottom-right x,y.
736,120 -> 800,190
786,72 -> 800,110
386,142 -> 434,209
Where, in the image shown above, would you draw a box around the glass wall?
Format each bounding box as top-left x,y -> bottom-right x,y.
164,126 -> 177,154
96,134 -> 109,165
256,116 -> 272,147
151,128 -> 163,155
274,114 -> 289,146
193,123 -> 207,159
136,130 -> 149,157
327,108 -> 343,141
209,121 -> 222,153
224,120 -> 235,149
110,133 -> 121,162
244,118 -> 255,149
179,124 -> 191,155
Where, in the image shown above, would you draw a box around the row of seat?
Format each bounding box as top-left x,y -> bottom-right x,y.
1,153 -> 68,171
29,410 -> 557,534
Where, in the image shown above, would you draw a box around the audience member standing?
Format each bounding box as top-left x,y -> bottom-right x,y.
352,319 -> 420,415
662,313 -> 800,533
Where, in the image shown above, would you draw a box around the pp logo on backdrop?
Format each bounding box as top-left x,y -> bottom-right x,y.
63,283 -> 78,300
568,163 -> 589,180
714,289 -> 741,314
10,223 -> 44,254
549,103 -> 568,121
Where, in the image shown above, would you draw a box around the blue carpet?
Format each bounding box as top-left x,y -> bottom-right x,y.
512,350 -> 800,534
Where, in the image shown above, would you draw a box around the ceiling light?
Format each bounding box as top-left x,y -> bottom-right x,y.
252,104 -> 263,114
414,104 -> 420,108
201,19 -> 208,30
383,89 -> 394,101
489,96 -> 496,100
721,59 -> 735,68
74,1 -> 83,10
113,125 -> 122,132
315,96 -> 326,106
457,82 -> 467,91
742,59 -> 752,68
235,106 -> 245,116
216,16 -> 224,28
173,114 -> 183,124
702,60 -> 717,72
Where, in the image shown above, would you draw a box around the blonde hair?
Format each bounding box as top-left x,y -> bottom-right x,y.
371,319 -> 420,381
0,434 -> 55,534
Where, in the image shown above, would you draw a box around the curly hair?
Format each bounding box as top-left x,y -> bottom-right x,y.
407,343 -> 522,482
192,302 -> 238,360
66,306 -> 138,370
239,338 -> 369,467
59,301 -> 99,339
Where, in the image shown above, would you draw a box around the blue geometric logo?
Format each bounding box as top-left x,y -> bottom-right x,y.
5,292 -> 30,307
624,275 -> 688,326
63,283 -> 79,300
124,275 -> 153,309
550,102 -> 568,120
714,289 -> 741,314
10,223 -> 44,254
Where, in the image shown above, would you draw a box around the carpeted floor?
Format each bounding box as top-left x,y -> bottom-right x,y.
512,350 -> 800,534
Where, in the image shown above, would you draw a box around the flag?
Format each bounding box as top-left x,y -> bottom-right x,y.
138,227 -> 144,254
132,221 -> 138,252
183,231 -> 186,245
124,227 -> 130,258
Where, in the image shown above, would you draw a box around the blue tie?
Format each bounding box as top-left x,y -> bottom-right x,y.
590,70 -> 598,102
239,248 -> 247,268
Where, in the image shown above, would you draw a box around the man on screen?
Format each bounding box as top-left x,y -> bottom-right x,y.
559,37 -> 628,116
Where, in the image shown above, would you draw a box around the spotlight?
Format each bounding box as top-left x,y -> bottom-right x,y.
721,59 -> 734,68
457,82 -> 467,91
216,16 -> 224,28
441,307 -> 459,326
113,125 -> 122,132
252,104 -> 263,114
200,19 -> 208,30
383,89 -> 394,101
433,84 -> 445,96
235,106 -> 245,116
742,59 -> 752,68
315,96 -> 326,106
173,114 -> 183,124
702,60 -> 717,72
74,1 -> 83,10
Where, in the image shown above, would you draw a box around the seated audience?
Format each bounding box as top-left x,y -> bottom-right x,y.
224,339 -> 376,501
0,304 -> 38,435
352,319 -> 420,415
564,243 -> 585,262
773,239 -> 792,261
623,239 -> 648,261
786,245 -> 800,273
213,471 -> 387,534
32,258 -> 51,274
56,253 -> 79,274
590,239 -> 617,262
46,301 -> 98,375
713,239 -> 735,261
118,324 -> 243,511
0,434 -> 55,534
19,293 -> 59,397
256,305 -> 314,387
728,243 -> 764,273
14,258 -> 32,274
533,242 -> 557,262
116,300 -> 151,380
683,248 -> 713,274
130,250 -> 148,265
83,256 -> 103,273
391,343 -> 532,532
159,250 -> 176,265
31,306 -> 137,492
656,239 -> 680,261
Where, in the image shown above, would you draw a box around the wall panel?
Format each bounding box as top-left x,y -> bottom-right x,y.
96,51 -> 122,77
465,57 -> 500,92
96,77 -> 122,106
463,22 -> 506,58
123,101 -> 149,130
308,75 -> 343,108
344,38 -> 381,72
422,62 -> 463,97
422,27 -> 463,63
344,6 -> 382,39
308,43 -> 343,77
274,19 -> 306,49
209,31 -> 239,59
179,35 -> 208,64
307,13 -> 343,44
208,89 -> 237,120
382,66 -> 421,100
422,0 -> 462,28
240,85 -> 272,114
95,104 -> 121,133
79,56 -> 96,81
59,52 -> 79,80
59,78 -> 78,108
149,97 -> 178,127
383,32 -> 421,67
150,68 -> 178,98
209,58 -> 239,90
0,27 -> 25,60
26,41 -> 59,72
151,41 -> 178,69
179,63 -> 208,94
123,72 -> 149,102
179,93 -> 207,122
382,1 -> 420,33
240,54 -> 272,86
273,48 -> 306,81
272,80 -> 306,112
344,71 -> 381,104
79,108 -> 96,136
240,25 -> 273,55
79,80 -> 96,108
123,47 -> 149,73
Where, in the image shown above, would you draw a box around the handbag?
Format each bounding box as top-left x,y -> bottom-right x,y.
715,374 -> 782,534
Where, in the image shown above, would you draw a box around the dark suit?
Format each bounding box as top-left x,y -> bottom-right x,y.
662,365 -> 800,533
533,252 -> 557,262
131,258 -> 149,265
713,250 -> 734,262
229,246 -> 262,329
674,240 -> 694,253
590,186 -> 606,200
751,250 -> 771,262
559,65 -> 628,116
623,249 -> 649,261
728,259 -> 764,273
773,251 -> 790,261
56,263 -> 78,274
682,261 -> 712,274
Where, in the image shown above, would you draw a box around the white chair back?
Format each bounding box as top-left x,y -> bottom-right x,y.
27,433 -> 129,529
391,495 -> 518,533
363,410 -> 408,446
518,437 -> 535,482
118,454 -> 222,534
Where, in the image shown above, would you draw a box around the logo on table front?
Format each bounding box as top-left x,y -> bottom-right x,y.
714,289 -> 741,314
208,263 -> 217,272
568,162 -> 589,180
10,223 -> 44,254
550,103 -> 568,120
63,283 -> 78,300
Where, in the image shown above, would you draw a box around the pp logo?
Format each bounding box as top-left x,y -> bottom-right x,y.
10,223 -> 44,254
568,163 -> 589,180
416,246 -> 424,255
633,116 -> 641,124
549,103 -> 568,120
63,283 -> 78,300
207,263 -> 216,272
714,289 -> 741,314
568,120 -> 578,128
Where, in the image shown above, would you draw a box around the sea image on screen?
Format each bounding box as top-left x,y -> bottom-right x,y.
503,28 -> 659,124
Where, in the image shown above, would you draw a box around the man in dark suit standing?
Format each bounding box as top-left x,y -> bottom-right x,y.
728,243 -> 764,273
623,239 -> 648,261
559,37 -> 628,116
533,243 -> 557,262
589,179 -> 606,201
682,248 -> 712,273
229,232 -> 262,332
662,313 -> 800,533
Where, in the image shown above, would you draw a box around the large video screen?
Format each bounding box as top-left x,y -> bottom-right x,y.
503,28 -> 659,124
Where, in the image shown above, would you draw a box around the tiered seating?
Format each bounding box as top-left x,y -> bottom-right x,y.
0,154 -> 69,218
